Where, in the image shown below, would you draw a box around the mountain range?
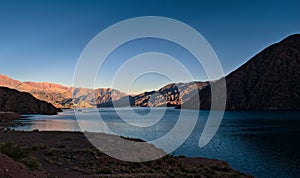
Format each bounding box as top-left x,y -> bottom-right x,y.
0,75 -> 127,108
1,34 -> 299,111
0,74 -> 208,109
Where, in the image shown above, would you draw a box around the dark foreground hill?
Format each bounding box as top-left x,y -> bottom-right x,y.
183,34 -> 300,110
0,87 -> 61,114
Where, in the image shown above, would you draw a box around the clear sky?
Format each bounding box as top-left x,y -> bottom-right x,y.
0,0 -> 299,94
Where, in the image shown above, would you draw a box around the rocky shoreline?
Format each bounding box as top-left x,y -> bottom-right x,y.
0,112 -> 21,121
0,112 -> 21,129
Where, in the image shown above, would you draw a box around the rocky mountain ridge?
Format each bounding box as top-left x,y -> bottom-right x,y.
0,75 -> 127,108
0,74 -> 208,108
101,82 -> 208,107
183,34 -> 300,110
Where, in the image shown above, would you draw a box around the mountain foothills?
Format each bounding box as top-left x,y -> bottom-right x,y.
0,74 -> 207,109
183,34 -> 300,110
0,87 -> 61,114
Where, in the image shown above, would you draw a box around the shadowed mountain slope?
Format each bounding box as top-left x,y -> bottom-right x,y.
0,87 -> 61,114
183,34 -> 300,110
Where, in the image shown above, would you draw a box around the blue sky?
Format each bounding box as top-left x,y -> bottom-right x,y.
0,0 -> 299,93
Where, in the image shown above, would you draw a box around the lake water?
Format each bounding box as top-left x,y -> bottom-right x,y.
11,108 -> 300,177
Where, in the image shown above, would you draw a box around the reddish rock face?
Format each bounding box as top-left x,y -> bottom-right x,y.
0,75 -> 127,109
185,34 -> 300,110
0,87 -> 61,114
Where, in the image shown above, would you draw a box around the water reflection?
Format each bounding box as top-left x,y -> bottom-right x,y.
30,120 -> 78,131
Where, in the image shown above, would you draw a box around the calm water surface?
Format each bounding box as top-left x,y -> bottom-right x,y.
11,108 -> 300,178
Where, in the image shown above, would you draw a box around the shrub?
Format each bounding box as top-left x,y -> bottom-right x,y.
0,143 -> 28,160
0,143 -> 42,170
24,158 -> 42,170
98,167 -> 112,174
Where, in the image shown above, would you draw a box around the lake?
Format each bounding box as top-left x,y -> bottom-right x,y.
10,108 -> 300,177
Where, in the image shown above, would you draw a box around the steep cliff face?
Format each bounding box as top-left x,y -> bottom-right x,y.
0,87 -> 61,114
184,34 -> 300,110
